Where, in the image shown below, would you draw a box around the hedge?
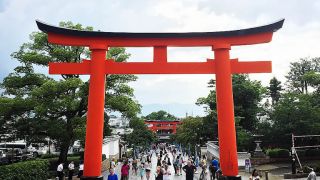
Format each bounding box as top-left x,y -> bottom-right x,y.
47,156 -> 81,171
266,148 -> 290,158
0,159 -> 48,180
47,156 -> 81,179
305,149 -> 320,157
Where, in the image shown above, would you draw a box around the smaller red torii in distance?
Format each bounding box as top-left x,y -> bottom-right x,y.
37,19 -> 284,179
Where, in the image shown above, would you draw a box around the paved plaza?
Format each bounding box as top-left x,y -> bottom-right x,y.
102,151 -> 211,180
100,151 -> 308,180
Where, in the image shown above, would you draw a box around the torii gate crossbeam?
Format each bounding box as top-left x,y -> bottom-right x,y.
37,19 -> 284,180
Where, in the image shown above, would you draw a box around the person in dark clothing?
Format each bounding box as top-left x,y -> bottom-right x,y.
155,166 -> 163,180
182,161 -> 196,180
157,156 -> 162,167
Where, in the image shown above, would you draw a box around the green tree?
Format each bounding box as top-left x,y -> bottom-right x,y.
0,21 -> 140,163
286,57 -> 320,94
268,93 -> 320,147
144,110 -> 177,120
268,77 -> 282,105
126,117 -> 156,148
174,117 -> 202,148
197,74 -> 265,132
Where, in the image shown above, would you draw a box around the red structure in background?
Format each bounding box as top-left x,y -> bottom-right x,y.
37,19 -> 284,179
145,120 -> 182,134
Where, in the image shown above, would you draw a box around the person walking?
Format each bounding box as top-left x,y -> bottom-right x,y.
57,162 -> 64,180
108,168 -> 119,180
145,162 -> 151,180
111,158 -> 116,168
199,162 -> 208,180
138,163 -> 146,180
307,168 -> 317,180
68,161 -> 74,180
178,154 -> 183,175
77,161 -> 84,178
155,166 -> 163,180
132,158 -> 138,176
249,169 -> 261,180
183,161 -> 196,180
210,157 -> 219,180
121,161 -> 130,180
163,164 -> 171,180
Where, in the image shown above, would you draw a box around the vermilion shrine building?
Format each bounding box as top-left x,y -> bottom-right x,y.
145,120 -> 182,140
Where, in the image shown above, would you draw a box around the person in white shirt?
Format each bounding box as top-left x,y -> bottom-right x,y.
77,161 -> 84,178
111,158 -> 116,168
57,162 -> 64,180
163,164 -> 171,180
307,168 -> 317,180
68,161 -> 74,180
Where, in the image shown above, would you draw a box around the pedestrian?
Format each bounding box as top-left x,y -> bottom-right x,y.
173,154 -> 178,175
139,163 -> 146,180
249,169 -> 261,180
108,168 -> 119,180
155,166 -> 163,180
121,160 -> 130,180
201,155 -> 207,167
78,161 -> 84,178
307,168 -> 317,180
178,154 -> 183,175
210,157 -> 219,179
57,162 -> 64,180
132,158 -> 138,175
163,164 -> 171,180
68,161 -> 74,180
145,162 -> 151,180
182,160 -> 196,180
199,162 -> 208,180
157,156 -> 161,167
111,158 -> 116,168
167,156 -> 171,166
141,154 -> 146,164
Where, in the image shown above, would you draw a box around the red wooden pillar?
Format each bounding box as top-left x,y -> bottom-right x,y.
83,46 -> 107,178
214,44 -> 239,177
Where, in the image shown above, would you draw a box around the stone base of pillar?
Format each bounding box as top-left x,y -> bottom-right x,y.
218,175 -> 242,180
80,175 -> 103,180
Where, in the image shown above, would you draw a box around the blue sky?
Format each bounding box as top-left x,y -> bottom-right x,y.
1,0 -> 320,117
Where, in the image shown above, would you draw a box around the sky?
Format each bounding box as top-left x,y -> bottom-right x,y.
1,0 -> 320,117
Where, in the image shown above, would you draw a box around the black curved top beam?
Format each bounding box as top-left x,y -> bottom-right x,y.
36,19 -> 284,38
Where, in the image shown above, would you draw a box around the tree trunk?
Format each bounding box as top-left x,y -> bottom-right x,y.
58,141 -> 70,163
58,117 -> 74,163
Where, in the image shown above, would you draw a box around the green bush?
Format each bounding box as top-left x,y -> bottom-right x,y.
0,159 -> 48,180
266,148 -> 289,158
47,156 -> 81,179
305,149 -> 320,157
40,153 -> 59,159
47,156 -> 81,171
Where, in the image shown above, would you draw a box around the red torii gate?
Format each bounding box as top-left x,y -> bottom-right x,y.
37,19 -> 284,179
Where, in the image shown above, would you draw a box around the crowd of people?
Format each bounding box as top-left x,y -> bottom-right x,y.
106,143 -> 223,180
55,143 -> 224,180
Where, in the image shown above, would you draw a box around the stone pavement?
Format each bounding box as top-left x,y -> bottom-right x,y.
102,151 -> 213,180
101,151 -> 308,180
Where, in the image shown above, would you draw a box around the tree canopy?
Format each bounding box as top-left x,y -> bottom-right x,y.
0,21 -> 140,162
144,110 -> 177,121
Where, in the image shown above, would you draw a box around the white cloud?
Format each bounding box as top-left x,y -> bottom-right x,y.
1,0 -> 320,116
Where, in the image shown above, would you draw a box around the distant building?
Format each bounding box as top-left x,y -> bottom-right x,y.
144,120 -> 182,141
102,135 -> 126,160
109,115 -> 129,128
